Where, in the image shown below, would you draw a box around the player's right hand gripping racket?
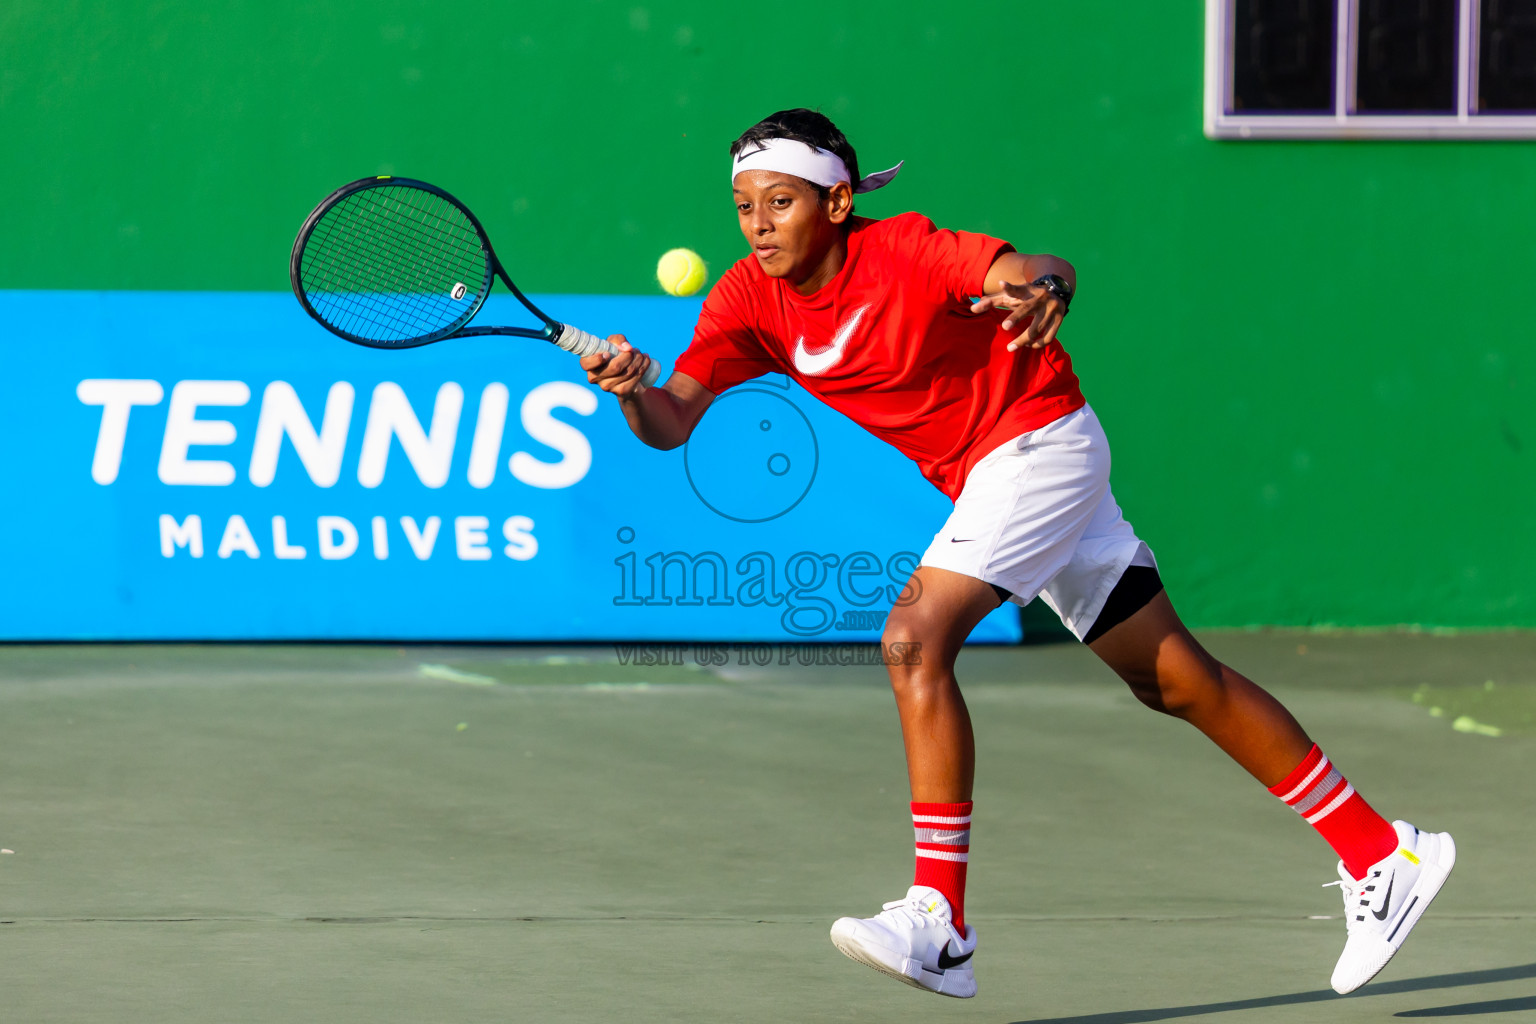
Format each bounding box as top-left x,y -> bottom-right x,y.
290,176 -> 660,386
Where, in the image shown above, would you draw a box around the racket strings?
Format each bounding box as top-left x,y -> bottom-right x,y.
298,185 -> 491,344
329,193 -> 474,295
307,191 -> 482,338
306,222 -> 466,340
313,189 -> 482,303
308,219 -> 461,338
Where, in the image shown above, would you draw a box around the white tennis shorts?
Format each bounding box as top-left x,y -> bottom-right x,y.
919,404 -> 1156,640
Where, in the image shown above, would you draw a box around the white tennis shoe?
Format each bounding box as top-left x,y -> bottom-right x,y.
829,885 -> 978,998
1327,820 -> 1456,994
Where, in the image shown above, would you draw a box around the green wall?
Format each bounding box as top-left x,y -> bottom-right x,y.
4,1 -> 1532,627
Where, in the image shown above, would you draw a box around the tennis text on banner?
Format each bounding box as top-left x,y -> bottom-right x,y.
76,378 -> 596,489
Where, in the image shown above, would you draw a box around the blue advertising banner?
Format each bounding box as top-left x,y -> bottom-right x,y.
0,291 -> 1021,642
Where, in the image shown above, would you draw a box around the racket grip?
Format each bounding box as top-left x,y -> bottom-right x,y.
555,324 -> 662,387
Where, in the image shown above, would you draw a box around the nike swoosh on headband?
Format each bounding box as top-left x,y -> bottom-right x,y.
731,138 -> 903,194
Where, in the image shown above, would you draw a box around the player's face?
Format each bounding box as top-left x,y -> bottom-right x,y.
732,171 -> 851,293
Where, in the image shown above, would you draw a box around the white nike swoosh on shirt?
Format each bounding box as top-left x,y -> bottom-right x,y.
791,304 -> 869,376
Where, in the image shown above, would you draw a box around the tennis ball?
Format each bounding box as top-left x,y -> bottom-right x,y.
657,248 -> 707,297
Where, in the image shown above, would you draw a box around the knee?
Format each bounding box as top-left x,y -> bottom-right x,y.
881,616 -> 949,700
1120,666 -> 1171,713
1121,661 -> 1227,719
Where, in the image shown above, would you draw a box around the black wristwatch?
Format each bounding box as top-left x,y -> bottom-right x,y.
1032,273 -> 1073,314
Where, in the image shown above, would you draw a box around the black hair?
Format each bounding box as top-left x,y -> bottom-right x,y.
730,108 -> 861,198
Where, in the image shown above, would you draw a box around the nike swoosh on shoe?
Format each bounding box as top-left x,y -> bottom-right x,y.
937,945 -> 973,970
1371,877 -> 1395,922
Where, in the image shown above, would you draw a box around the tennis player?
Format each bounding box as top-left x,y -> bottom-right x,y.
582,109 -> 1455,999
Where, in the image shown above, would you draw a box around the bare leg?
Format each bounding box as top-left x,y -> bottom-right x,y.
1088,590 -> 1312,787
881,567 -> 1005,802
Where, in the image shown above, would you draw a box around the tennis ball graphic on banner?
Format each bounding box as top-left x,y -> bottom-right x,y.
657,248 -> 707,297
684,385 -> 818,522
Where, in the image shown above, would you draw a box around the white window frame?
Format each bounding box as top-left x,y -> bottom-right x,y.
1205,0 -> 1536,139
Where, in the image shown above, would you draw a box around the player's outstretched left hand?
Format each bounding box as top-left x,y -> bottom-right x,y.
581,335 -> 653,398
971,281 -> 1067,352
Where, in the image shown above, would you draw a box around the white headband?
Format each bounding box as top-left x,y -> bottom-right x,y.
730,138 -> 903,194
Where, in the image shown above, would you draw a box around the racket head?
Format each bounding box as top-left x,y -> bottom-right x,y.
290,177 -> 502,348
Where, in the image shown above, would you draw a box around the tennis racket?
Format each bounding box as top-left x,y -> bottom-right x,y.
290,176 -> 660,386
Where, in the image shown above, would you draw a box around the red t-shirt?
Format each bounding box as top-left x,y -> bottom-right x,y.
673,212 -> 1086,499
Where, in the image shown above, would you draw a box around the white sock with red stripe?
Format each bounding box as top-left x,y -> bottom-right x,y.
911,800 -> 971,931
1268,744 -> 1399,879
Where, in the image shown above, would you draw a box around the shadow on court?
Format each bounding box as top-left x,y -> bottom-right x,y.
1396,994 -> 1536,1017
1008,963 -> 1536,1023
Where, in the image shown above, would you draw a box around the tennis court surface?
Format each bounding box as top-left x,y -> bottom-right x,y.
2,633 -> 1531,1023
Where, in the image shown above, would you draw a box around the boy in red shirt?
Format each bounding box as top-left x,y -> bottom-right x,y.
583,108 -> 1454,1000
